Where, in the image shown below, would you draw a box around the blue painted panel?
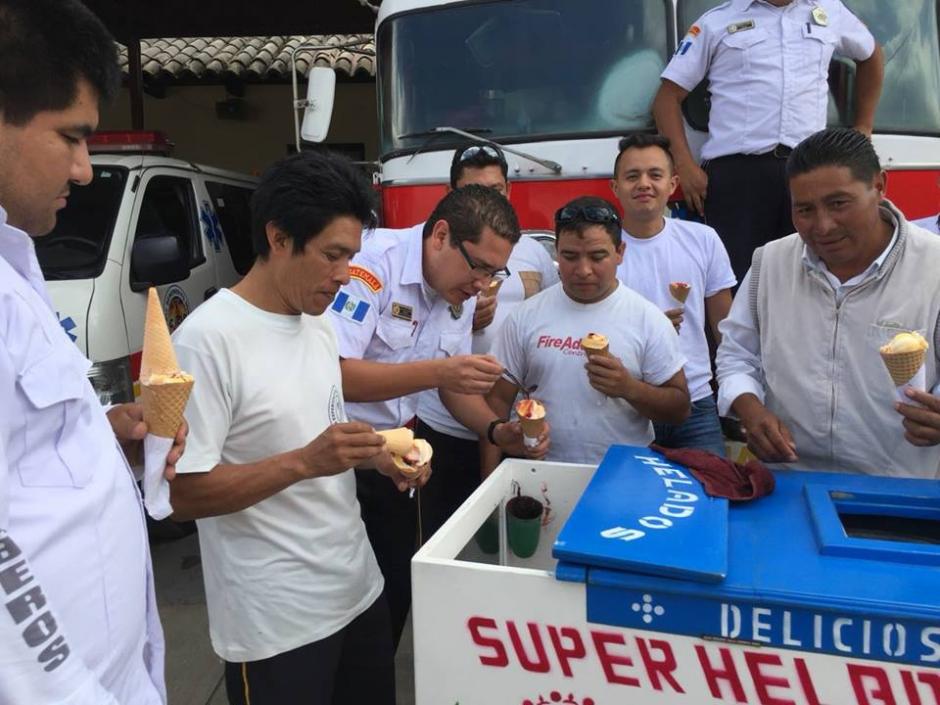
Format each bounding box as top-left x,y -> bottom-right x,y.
552,445 -> 728,583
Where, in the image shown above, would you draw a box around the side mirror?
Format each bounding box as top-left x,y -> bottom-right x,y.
301,66 -> 337,143
130,235 -> 189,292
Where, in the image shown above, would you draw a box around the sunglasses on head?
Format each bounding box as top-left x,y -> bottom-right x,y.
458,145 -> 504,163
554,204 -> 621,227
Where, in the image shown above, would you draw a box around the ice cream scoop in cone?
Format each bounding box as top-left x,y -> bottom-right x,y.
879,332 -> 928,386
378,427 -> 415,457
669,281 -> 691,304
389,437 -> 433,478
140,288 -> 194,438
515,398 -> 547,448
581,332 -> 609,357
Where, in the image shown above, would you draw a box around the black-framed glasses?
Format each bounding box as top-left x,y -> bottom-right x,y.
458,144 -> 505,163
555,204 -> 622,228
455,238 -> 511,282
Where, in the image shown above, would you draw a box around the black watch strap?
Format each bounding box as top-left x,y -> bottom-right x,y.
486,418 -> 508,445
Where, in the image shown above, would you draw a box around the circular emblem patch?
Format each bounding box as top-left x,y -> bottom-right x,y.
162,285 -> 191,332
328,385 -> 344,424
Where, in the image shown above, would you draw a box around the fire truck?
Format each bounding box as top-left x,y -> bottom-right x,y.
300,0 -> 940,237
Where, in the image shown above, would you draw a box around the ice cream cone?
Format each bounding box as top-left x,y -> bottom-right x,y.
140,287 -> 194,438
486,278 -> 504,296
515,399 -> 547,447
669,281 -> 691,304
880,349 -> 927,386
391,438 -> 433,478
879,332 -> 929,386
581,332 -> 609,357
378,427 -> 415,456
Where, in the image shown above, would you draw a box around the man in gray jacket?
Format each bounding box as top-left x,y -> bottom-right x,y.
717,128 -> 940,478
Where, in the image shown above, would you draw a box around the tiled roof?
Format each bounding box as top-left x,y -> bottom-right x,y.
119,35 -> 375,82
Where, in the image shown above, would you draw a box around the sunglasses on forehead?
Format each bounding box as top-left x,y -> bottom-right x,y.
554,204 -> 621,227
458,144 -> 505,162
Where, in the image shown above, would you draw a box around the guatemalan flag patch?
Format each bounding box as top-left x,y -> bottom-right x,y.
331,291 -> 371,324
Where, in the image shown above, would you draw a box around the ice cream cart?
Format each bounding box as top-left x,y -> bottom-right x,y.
412,445 -> 940,705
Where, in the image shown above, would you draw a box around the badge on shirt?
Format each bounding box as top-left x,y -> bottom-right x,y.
349,264 -> 383,293
727,19 -> 756,34
391,302 -> 413,321
811,6 -> 828,26
449,303 -> 464,320
330,291 -> 371,325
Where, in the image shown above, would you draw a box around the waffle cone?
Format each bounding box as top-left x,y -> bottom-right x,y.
141,288 -> 180,378
880,348 -> 926,386
378,428 -> 414,456
486,279 -> 504,296
519,415 -> 546,439
582,342 -> 609,357
390,438 -> 432,478
669,283 -> 691,304
141,378 -> 194,438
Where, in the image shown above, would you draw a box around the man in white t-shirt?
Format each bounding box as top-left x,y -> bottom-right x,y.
416,144 -> 559,536
611,134 -> 736,456
486,196 -> 689,466
170,152 -> 421,705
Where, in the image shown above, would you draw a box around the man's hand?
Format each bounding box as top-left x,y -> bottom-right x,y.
492,420 -> 550,459
107,402 -> 187,479
896,388 -> 940,447
735,394 -> 798,462
374,450 -> 432,492
438,354 -> 503,394
299,422 -> 386,478
585,354 -> 636,400
853,124 -> 873,139
472,294 -> 498,332
677,161 -> 708,217
664,307 -> 684,333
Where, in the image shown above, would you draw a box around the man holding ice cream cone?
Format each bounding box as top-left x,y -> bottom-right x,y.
0,1 -> 181,701
717,128 -> 940,478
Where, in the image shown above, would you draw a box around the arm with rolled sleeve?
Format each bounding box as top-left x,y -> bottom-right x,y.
835,4 -> 882,135
0,346 -> 119,705
715,268 -> 766,416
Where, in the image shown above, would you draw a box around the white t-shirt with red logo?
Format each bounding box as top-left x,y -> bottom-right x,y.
492,282 -> 685,464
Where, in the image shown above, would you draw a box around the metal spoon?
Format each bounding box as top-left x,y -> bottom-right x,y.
501,368 -> 538,399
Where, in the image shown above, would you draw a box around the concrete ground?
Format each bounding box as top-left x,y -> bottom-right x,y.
151,531 -> 415,705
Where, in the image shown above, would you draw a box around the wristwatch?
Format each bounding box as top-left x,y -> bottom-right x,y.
486,418 -> 509,445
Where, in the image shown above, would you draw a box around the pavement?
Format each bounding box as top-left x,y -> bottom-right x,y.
151,529 -> 416,705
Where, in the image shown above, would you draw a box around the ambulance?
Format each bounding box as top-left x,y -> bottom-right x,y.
300,0 -> 940,232
36,131 -> 258,404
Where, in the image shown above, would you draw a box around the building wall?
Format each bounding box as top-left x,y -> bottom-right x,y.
99,81 -> 379,175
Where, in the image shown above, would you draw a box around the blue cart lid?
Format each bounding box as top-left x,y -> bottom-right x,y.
553,445 -> 729,583
551,445 -> 940,667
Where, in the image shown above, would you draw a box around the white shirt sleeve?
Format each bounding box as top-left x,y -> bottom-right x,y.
660,19 -> 714,92
834,3 -> 876,61
329,257 -> 386,360
639,306 -> 687,387
0,348 -> 119,705
703,228 -> 737,297
715,268 -> 767,415
174,339 -> 232,474
536,246 -> 560,289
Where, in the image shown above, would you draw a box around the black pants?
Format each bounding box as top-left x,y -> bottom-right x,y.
704,151 -> 795,282
224,592 -> 395,705
415,419 -> 482,538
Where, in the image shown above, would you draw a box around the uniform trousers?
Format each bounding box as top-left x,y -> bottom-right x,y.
704,150 -> 795,282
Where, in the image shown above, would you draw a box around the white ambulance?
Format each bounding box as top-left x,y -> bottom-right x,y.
37,131 -> 259,404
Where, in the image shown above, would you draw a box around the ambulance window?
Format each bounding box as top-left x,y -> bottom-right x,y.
205,181 -> 256,275
135,175 -> 203,269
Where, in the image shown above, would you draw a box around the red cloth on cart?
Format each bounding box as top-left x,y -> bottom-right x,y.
651,445 -> 775,501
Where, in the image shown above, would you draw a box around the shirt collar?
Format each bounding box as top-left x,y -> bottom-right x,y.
0,204 -> 41,283
801,207 -> 900,281
402,222 -> 426,286
732,0 -> 807,10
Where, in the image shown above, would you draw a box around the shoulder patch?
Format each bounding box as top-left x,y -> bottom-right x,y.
330,291 -> 371,325
349,264 -> 383,292
687,24 -> 701,37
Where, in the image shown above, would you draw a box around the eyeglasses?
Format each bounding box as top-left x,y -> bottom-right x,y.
458,145 -> 505,163
455,238 -> 511,282
554,204 -> 622,228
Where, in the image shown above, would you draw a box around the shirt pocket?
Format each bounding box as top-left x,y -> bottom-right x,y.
800,24 -> 837,76
17,349 -> 94,488
719,27 -> 769,75
438,331 -> 464,358
376,316 -> 416,352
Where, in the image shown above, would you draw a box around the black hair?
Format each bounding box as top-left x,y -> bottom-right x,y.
786,128 -> 882,183
0,0 -> 120,125
555,195 -> 623,247
613,133 -> 675,176
423,183 -> 520,246
449,143 -> 509,189
250,150 -> 377,260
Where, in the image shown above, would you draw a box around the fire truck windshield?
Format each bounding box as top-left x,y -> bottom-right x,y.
378,0 -> 671,157
679,0 -> 940,135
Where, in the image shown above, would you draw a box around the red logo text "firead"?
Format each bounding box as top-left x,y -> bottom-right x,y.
537,335 -> 583,353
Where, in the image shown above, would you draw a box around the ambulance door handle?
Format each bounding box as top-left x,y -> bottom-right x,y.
204,287 -> 218,301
